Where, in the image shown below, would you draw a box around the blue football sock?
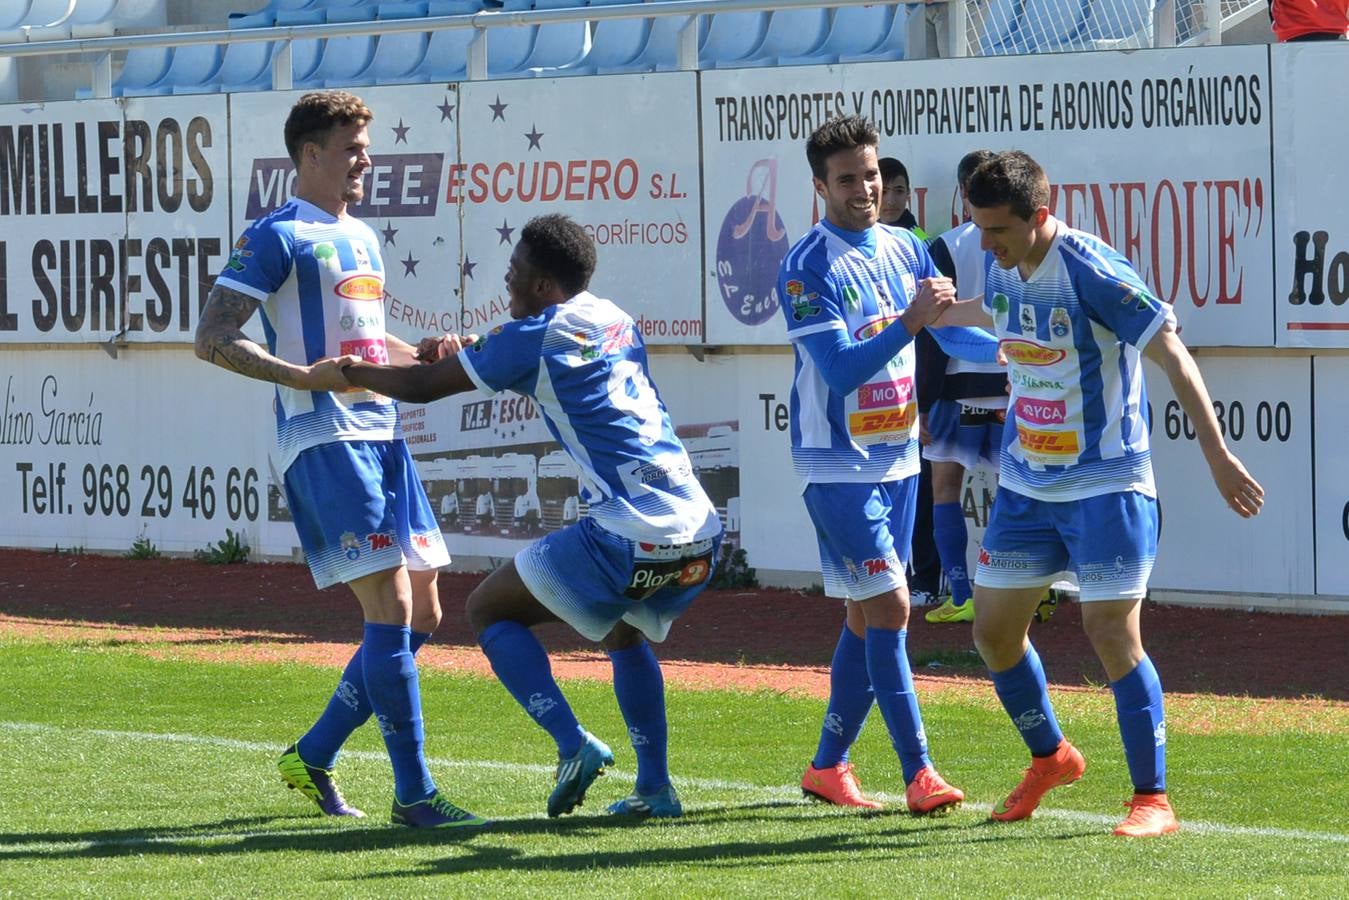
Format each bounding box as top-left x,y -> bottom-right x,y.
478,620 -> 583,758
297,630 -> 430,770
932,502 -> 972,606
608,642 -> 669,795
360,622 -> 435,805
1111,654 -> 1167,793
990,645 -> 1064,757
812,625 -> 874,770
865,627 -> 930,783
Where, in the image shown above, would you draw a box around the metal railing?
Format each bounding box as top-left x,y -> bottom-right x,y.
0,0 -> 1262,100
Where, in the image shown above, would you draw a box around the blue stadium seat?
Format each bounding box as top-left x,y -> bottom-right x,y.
411,35 -> 471,81
426,0 -> 479,14
228,7 -> 276,29
699,11 -> 768,68
519,0 -> 588,75
363,2 -> 431,85
308,37 -> 378,87
624,14 -> 693,72
274,8 -> 326,27
740,8 -> 831,67
0,4 -> 31,31
480,0 -> 536,76
210,40 -> 279,92
839,3 -> 908,62
143,45 -> 225,96
299,5 -> 379,87
111,47 -> 173,97
787,4 -> 896,64
575,16 -> 651,75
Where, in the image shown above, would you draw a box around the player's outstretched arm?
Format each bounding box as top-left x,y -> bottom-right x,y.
343,355 -> 476,405
1144,325 -> 1265,518
933,297 -> 994,329
195,283 -> 335,390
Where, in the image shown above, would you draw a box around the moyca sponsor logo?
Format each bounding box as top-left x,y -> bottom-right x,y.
1015,397 -> 1067,425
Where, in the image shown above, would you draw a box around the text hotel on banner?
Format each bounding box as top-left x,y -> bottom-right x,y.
1272,43 -> 1349,349
701,47 -> 1274,348
0,96 -> 230,344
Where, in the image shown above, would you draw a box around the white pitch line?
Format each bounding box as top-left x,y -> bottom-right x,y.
2,720 -> 1346,849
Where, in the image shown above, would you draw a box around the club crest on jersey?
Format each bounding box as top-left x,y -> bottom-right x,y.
226,236 -> 253,272
572,331 -> 601,361
791,295 -> 822,321
900,273 -> 915,300
1117,282 -> 1154,312
842,285 -> 861,310
991,292 -> 1009,313
1050,307 -> 1071,338
1019,304 -> 1037,335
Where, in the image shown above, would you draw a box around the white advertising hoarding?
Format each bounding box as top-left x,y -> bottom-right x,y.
702,47 -> 1274,348
0,348 -> 293,556
1271,44 -> 1349,348
0,96 -> 231,344
1312,357 -> 1349,597
453,75 -> 703,345
1145,355 -> 1314,596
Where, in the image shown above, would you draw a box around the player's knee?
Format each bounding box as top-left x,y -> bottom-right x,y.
411,604 -> 442,635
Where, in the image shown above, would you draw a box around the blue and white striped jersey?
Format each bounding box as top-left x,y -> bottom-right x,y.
982,219 -> 1175,501
459,292 -> 721,546
778,221 -> 936,484
216,198 -> 398,473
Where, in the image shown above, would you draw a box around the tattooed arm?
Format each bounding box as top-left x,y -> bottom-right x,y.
194,283 -> 349,392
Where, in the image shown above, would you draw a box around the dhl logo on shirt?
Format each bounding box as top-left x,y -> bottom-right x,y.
335,274 -> 385,302
1001,339 -> 1066,367
1016,424 -> 1079,456
848,404 -> 916,438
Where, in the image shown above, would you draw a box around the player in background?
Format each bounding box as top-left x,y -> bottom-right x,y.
915,149 -> 1004,625
937,151 -> 1264,836
782,116 -> 999,813
879,156 -> 928,240
879,156 -> 942,609
335,214 -> 723,820
195,91 -> 483,829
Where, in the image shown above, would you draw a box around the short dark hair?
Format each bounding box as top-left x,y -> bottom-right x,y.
878,157 -> 909,188
956,149 -> 997,191
519,214 -> 597,296
966,150 -> 1050,221
284,91 -> 373,166
805,115 -> 879,180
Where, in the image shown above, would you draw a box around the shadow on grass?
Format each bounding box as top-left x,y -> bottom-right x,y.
0,801 -> 1101,867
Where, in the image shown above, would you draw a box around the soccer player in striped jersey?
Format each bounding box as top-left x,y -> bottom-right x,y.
937,150 -> 1264,837
196,91 -> 482,829
338,214 -> 722,820
782,116 -> 1000,814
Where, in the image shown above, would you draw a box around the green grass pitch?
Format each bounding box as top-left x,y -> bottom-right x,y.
1,638 -> 1345,898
